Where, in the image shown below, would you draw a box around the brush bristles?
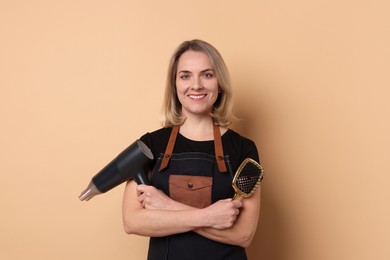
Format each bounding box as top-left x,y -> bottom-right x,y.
232,158 -> 264,198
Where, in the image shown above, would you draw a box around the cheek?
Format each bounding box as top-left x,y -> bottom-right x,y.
176,87 -> 186,101
175,85 -> 186,104
175,80 -> 187,95
210,82 -> 220,96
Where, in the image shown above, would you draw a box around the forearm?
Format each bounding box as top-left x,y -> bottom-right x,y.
123,207 -> 205,237
123,181 -> 207,236
194,210 -> 257,247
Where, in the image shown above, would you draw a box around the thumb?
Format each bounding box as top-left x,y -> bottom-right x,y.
232,199 -> 243,208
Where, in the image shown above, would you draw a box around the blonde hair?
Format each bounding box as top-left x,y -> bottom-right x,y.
161,39 -> 234,127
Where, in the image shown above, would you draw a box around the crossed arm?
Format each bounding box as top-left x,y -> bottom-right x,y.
122,180 -> 261,248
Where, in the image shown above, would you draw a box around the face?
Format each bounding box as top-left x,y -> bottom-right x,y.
175,50 -> 219,119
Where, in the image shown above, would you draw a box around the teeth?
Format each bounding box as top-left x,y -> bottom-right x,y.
189,95 -> 205,99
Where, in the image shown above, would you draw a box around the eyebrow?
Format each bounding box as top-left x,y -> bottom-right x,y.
177,68 -> 214,74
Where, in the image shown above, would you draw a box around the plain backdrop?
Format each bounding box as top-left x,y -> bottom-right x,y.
1,0 -> 389,259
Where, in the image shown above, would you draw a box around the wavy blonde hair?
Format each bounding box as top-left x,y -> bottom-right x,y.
161,39 -> 234,127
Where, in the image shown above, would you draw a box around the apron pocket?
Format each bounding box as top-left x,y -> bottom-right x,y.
169,175 -> 212,208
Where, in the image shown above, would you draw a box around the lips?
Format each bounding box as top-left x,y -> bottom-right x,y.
188,94 -> 206,100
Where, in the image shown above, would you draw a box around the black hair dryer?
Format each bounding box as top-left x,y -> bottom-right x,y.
79,139 -> 154,201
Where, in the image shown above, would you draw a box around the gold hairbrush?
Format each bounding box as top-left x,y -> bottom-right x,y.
232,158 -> 264,200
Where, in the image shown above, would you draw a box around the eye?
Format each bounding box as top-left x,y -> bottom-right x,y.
179,74 -> 190,80
202,72 -> 214,78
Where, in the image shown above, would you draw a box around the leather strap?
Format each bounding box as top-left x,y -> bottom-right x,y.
213,124 -> 227,173
158,124 -> 227,173
158,125 -> 179,171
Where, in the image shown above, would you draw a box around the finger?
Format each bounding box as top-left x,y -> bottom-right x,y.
136,184 -> 148,196
138,193 -> 144,203
233,200 -> 243,208
136,184 -> 146,191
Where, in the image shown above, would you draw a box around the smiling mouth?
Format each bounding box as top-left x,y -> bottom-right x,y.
188,94 -> 206,100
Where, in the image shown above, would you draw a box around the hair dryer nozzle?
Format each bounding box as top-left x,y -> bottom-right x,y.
79,180 -> 101,201
79,139 -> 153,201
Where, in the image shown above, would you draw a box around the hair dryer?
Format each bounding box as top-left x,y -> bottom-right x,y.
79,139 -> 154,201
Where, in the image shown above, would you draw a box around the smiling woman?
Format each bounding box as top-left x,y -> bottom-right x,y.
122,39 -> 262,260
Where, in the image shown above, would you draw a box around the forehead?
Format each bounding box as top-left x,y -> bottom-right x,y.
177,50 -> 213,71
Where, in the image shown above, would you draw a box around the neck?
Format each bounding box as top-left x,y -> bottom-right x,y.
179,117 -> 215,141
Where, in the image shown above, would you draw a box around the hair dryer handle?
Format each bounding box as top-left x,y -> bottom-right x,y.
135,170 -> 150,185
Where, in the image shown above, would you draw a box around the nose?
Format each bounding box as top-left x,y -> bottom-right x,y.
191,77 -> 204,90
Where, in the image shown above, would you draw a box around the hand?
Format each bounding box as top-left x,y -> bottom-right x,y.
201,199 -> 243,230
137,184 -> 175,210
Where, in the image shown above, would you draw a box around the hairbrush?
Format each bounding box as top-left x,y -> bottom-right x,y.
232,158 -> 264,200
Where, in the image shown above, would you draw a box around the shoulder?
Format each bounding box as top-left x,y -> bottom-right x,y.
224,129 -> 256,144
223,129 -> 257,150
140,127 -> 172,142
223,129 -> 259,163
139,127 -> 173,154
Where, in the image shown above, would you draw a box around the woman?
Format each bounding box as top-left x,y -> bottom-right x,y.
122,39 -> 261,260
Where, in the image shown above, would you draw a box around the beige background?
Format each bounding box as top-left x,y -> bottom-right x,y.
1,0 -> 389,259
